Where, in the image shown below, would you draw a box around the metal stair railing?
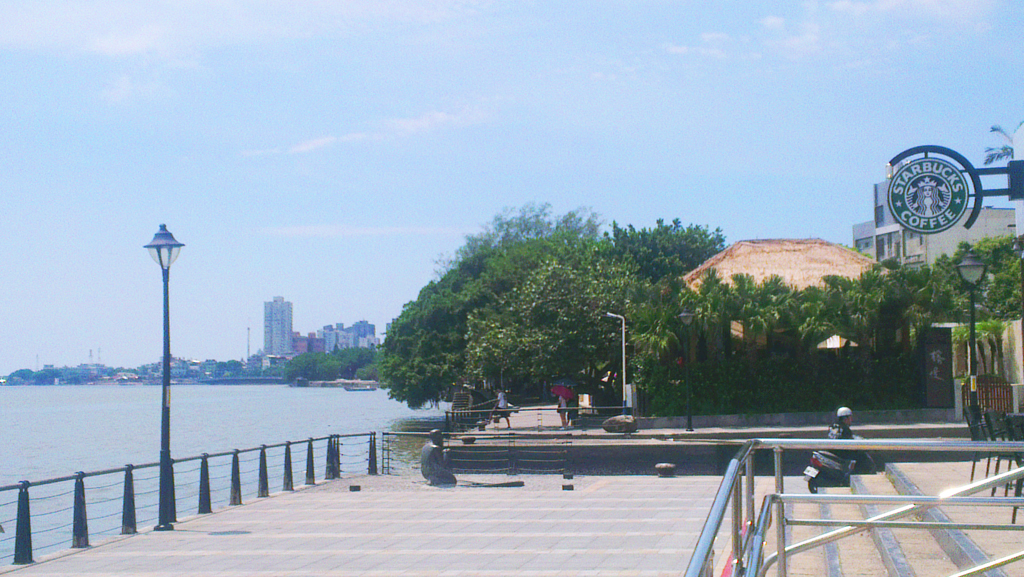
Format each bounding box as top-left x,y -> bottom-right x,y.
684,438 -> 1024,577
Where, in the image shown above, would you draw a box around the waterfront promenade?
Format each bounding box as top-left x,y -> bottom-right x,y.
0,472 -> 735,576
3,409 -> 1019,576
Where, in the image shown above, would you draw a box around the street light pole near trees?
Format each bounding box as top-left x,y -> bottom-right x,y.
678,309 -> 695,431
956,248 -> 986,421
145,224 -> 184,532
605,312 -> 628,415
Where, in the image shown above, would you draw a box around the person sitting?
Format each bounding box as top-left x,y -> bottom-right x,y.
420,429 -> 456,486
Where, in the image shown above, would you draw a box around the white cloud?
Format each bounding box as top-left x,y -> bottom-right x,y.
100,74 -> 161,104
767,22 -> 822,60
244,106 -> 487,157
288,136 -> 340,154
828,0 -> 995,20
0,1 -> 489,60
262,225 -> 467,238
760,16 -> 786,30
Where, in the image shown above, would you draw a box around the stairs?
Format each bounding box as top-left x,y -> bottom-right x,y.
761,463 -> 1021,576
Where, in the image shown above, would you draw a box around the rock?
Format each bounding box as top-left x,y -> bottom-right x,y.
602,414 -> 638,434
655,463 -> 676,477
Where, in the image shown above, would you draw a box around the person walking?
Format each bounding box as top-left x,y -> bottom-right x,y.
492,390 -> 512,429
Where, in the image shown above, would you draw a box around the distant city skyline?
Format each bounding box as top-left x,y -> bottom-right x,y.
1,1 -> 1021,374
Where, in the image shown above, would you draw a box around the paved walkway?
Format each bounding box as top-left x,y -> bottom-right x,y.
0,473 -> 732,577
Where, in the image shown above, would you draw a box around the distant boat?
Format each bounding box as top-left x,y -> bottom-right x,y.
343,382 -> 377,392
291,379 -> 378,390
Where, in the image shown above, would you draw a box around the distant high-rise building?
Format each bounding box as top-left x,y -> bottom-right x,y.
264,297 -> 293,356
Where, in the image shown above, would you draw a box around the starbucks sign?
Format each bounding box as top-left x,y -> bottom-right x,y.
887,156 -> 970,234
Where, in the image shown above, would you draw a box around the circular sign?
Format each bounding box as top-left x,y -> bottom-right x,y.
887,157 -> 970,234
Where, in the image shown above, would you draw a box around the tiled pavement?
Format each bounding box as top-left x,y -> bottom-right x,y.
0,473 -> 732,577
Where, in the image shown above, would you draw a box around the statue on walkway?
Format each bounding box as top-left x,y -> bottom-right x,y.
421,429 -> 457,486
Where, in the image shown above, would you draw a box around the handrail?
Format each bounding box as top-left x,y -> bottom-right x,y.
684,439 -> 758,577
686,437 -> 1024,577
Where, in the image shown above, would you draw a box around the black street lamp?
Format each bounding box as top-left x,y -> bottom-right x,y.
678,309 -> 695,431
145,224 -> 184,531
956,248 -> 986,421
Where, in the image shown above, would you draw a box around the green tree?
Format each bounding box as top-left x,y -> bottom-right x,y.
381,204 -> 606,408
284,353 -> 341,382
607,219 -> 725,282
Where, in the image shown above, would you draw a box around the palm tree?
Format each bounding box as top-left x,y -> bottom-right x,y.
985,122 -> 1022,165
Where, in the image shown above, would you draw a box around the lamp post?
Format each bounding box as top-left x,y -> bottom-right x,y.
678,309 -> 695,431
605,312 -> 628,415
1014,236 -> 1024,391
956,248 -> 986,421
145,224 -> 184,532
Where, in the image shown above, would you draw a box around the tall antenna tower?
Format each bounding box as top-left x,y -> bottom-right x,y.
247,327 -> 251,361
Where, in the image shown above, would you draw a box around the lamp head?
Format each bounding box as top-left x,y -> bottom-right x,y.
144,224 -> 185,270
678,309 -> 695,326
955,249 -> 986,286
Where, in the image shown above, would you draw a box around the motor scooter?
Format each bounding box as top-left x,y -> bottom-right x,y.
803,450 -> 856,494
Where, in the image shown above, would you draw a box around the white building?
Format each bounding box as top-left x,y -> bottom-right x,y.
853,180 -> 1015,266
264,297 -> 294,356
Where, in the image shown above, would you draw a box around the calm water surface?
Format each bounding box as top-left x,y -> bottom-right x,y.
0,385 -> 443,486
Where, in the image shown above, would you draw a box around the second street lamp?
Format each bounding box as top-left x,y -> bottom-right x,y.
956,248 -> 986,422
678,309 -> 695,431
145,224 -> 184,532
605,312 -> 628,415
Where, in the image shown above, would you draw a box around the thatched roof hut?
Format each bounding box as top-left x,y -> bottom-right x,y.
684,239 -> 875,290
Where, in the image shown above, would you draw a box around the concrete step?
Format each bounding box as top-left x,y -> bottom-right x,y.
887,462 -> 1017,577
821,483 -> 889,577
853,473 -> 961,576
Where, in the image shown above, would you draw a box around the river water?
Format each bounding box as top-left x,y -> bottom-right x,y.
1,384 -> 443,486
0,385 -> 444,562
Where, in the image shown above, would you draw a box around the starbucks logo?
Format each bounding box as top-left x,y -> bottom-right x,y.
888,157 -> 970,234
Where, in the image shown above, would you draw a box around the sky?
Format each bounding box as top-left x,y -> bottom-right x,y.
1,0 -> 1022,374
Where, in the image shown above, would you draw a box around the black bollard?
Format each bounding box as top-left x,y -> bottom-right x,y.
122,465 -> 137,535
229,450 -> 242,506
305,438 -> 315,485
333,436 -> 342,478
368,433 -> 378,475
198,454 -> 212,514
72,472 -> 89,548
283,442 -> 294,491
325,436 -> 336,480
258,445 -> 269,498
14,482 -> 32,565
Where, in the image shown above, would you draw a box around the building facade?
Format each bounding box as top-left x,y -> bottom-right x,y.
853,180 -> 1016,266
319,321 -> 377,351
264,296 -> 294,356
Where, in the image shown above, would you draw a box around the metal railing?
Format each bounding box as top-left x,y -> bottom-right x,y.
380,431 -> 571,476
444,404 -> 625,432
0,432 -> 376,565
685,438 -> 1024,577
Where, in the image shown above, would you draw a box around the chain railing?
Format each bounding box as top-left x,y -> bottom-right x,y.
0,432 -> 375,565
